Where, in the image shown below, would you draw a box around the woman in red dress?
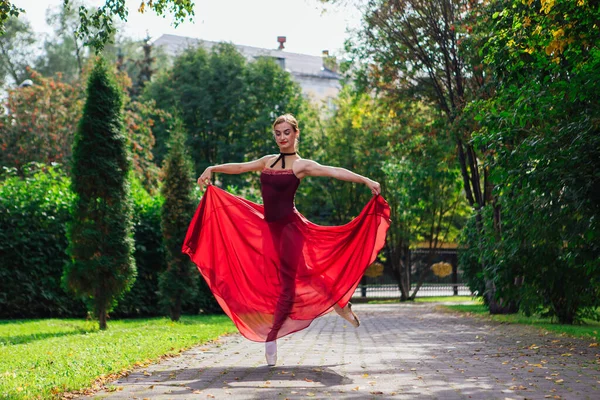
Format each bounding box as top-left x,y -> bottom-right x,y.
183,114 -> 390,366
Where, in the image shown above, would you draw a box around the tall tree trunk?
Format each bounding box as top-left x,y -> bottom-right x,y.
0,41 -> 21,84
98,307 -> 107,330
391,241 -> 411,301
170,297 -> 182,322
400,243 -> 411,301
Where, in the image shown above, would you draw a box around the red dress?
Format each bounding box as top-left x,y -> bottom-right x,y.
182,168 -> 391,342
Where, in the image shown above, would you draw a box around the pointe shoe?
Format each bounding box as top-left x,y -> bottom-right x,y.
341,302 -> 360,328
265,341 -> 277,366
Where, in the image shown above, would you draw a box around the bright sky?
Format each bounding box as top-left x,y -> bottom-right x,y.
12,0 -> 363,56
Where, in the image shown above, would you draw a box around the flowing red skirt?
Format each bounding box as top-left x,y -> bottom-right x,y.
182,185 -> 391,342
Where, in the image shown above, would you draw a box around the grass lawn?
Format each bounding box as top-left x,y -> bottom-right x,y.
0,315 -> 237,399
367,295 -> 480,304
445,304 -> 600,342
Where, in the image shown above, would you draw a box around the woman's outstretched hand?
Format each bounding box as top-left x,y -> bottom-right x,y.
365,178 -> 381,196
197,167 -> 212,190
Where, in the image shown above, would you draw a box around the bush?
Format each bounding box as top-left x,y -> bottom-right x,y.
0,164 -> 85,318
64,57 -> 136,330
112,179 -> 166,317
0,164 -> 221,318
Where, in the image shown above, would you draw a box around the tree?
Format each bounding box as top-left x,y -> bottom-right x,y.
0,1 -> 195,51
63,57 -> 136,330
110,34 -> 171,100
462,0 -> 600,323
158,121 -> 198,321
35,1 -> 88,81
383,118 -> 468,300
347,0 -> 519,312
309,87 -> 468,300
0,64 -> 163,193
0,1 -> 22,35
143,43 -> 304,180
0,71 -> 83,169
0,16 -> 35,85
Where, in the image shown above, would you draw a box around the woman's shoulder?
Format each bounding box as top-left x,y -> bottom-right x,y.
260,154 -> 280,167
294,158 -> 316,167
292,158 -> 319,178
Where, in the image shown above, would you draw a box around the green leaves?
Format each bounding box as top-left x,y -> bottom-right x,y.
71,0 -> 195,52
0,164 -> 84,319
463,0 -> 600,323
65,57 -> 136,329
142,43 -> 305,189
158,120 -> 200,321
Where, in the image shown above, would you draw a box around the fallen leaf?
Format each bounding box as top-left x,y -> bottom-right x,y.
589,343 -> 598,347
554,379 -> 564,384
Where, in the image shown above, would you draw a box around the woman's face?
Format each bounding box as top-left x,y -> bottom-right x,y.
273,122 -> 298,151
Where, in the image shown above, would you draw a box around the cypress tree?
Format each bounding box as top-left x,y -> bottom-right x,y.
63,57 -> 136,330
159,120 -> 198,321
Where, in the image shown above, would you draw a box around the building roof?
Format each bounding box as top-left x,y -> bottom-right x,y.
152,34 -> 340,81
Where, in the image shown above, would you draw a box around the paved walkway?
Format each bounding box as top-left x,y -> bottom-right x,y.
91,303 -> 600,399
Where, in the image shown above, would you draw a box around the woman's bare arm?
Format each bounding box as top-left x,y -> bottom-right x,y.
198,155 -> 272,189
295,159 -> 381,195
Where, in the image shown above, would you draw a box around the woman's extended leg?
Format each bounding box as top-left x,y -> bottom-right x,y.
265,222 -> 304,365
333,302 -> 360,327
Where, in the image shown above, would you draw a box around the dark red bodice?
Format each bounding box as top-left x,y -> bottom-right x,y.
260,169 -> 300,222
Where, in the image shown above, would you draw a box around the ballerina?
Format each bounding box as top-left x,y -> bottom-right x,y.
183,114 -> 390,366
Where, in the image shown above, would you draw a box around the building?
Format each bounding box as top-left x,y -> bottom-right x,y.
152,34 -> 341,104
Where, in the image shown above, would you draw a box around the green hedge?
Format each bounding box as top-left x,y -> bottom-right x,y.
0,164 -> 85,318
0,164 -> 220,319
112,179 -> 166,317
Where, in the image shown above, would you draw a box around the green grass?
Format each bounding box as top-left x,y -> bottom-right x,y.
445,304 -> 600,342
0,315 -> 236,399
414,296 -> 480,303
367,296 -> 480,304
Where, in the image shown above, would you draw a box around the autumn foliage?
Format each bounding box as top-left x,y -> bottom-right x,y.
0,70 -> 82,170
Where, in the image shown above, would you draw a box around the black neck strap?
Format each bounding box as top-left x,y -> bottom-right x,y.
270,152 -> 296,169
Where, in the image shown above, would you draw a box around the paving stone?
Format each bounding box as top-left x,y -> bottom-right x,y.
90,303 -> 600,399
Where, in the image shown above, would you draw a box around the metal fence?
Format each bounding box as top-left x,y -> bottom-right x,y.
351,248 -> 472,300
351,283 -> 472,299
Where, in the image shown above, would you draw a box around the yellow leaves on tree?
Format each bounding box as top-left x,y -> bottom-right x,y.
431,262 -> 452,278
540,0 -> 555,14
545,28 -> 574,57
364,262 -> 385,278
